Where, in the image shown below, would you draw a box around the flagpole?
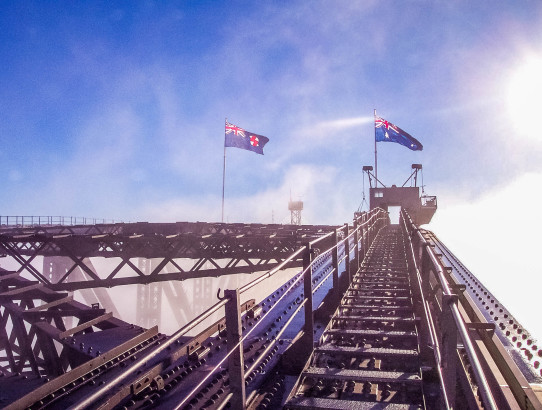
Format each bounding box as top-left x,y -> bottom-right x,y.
222,119 -> 227,223
374,109 -> 378,184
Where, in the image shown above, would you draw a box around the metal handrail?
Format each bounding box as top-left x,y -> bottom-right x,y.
238,246 -> 305,294
403,210 -> 498,410
401,211 -> 451,408
0,215 -> 118,227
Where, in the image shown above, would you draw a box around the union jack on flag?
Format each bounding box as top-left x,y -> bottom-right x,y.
225,121 -> 269,155
225,121 -> 246,138
375,116 -> 422,151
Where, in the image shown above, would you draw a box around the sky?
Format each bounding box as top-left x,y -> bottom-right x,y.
1,2 -> 542,337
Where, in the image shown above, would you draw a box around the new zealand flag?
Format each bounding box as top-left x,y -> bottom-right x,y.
375,116 -> 423,151
225,121 -> 269,155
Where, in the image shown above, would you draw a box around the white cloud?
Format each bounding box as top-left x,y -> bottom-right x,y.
299,116 -> 373,141
429,172 -> 542,340
135,163 -> 360,226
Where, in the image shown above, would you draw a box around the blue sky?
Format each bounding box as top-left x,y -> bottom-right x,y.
2,2 -> 542,335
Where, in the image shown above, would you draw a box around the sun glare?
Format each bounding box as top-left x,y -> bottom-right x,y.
508,57 -> 542,133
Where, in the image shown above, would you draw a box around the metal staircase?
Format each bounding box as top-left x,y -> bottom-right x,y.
285,225 -> 439,409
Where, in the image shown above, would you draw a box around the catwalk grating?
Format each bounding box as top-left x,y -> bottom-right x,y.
285,225 -> 439,409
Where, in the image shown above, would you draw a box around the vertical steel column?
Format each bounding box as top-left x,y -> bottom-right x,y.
136,259 -> 149,327
332,229 -> 339,304
224,289 -> 246,410
343,224 -> 351,284
303,243 -> 314,342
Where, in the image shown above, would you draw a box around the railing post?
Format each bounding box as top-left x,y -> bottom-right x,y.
332,229 -> 340,304
224,289 -> 246,410
303,243 -> 314,343
420,245 -> 433,309
344,223 -> 351,284
420,239 -> 458,408
353,217 -> 360,270
441,294 -> 458,407
363,214 -> 369,258
368,217 -> 373,251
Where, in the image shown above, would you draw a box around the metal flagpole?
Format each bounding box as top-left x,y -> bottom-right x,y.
222,118 -> 227,223
374,109 -> 378,183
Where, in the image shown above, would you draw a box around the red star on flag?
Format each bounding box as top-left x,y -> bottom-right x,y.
250,135 -> 259,146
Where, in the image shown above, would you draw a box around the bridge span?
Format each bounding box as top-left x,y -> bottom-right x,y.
1,205 -> 541,409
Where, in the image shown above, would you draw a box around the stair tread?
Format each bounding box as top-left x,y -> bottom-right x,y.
316,344 -> 419,357
286,397 -> 422,410
325,329 -> 417,338
302,367 -> 421,384
345,295 -> 410,301
341,304 -> 411,310
334,315 -> 414,322
354,280 -> 409,286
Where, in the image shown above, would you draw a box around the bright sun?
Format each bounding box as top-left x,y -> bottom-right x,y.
508,57 -> 542,132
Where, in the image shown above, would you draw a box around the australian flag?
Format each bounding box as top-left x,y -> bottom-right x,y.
375,116 -> 423,151
225,121 -> 269,155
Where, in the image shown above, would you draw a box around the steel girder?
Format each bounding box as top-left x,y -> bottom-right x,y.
0,221 -> 332,238
0,268 -> 153,400
0,222 -> 335,291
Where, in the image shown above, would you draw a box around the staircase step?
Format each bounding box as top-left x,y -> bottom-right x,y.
349,288 -> 410,294
324,329 -> 417,339
340,304 -> 411,311
315,344 -> 418,358
356,274 -> 408,280
333,315 -> 414,323
286,397 -> 422,409
352,283 -> 409,289
345,294 -> 410,301
302,367 -> 421,384
354,280 -> 409,287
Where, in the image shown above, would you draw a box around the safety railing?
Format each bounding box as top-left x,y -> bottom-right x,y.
420,195 -> 437,207
401,209 -> 498,410
68,207 -> 389,410
0,215 -> 118,227
173,206 -> 389,409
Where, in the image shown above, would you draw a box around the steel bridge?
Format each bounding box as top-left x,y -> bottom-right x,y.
1,187 -> 542,409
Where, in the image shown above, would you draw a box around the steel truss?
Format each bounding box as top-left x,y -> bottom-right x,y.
0,222 -> 333,291
1,210 -> 541,409
0,267 -> 157,405
0,209 -> 387,409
